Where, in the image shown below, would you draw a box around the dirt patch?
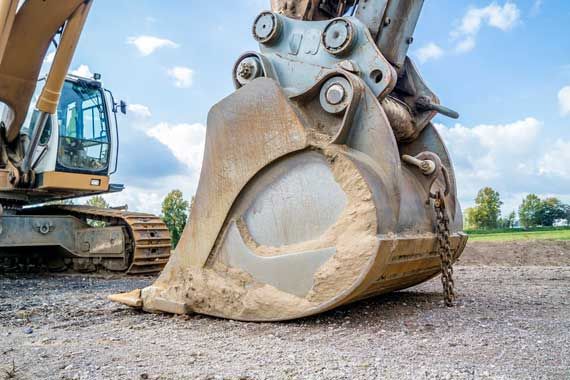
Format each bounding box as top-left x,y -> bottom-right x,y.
0,241 -> 569,379
460,240 -> 570,266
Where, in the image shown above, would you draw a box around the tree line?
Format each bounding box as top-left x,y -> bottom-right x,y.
465,187 -> 570,230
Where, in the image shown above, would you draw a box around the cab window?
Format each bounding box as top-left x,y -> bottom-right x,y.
27,110 -> 52,145
57,80 -> 110,172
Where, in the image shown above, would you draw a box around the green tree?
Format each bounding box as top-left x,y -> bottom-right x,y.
47,199 -> 75,206
564,204 -> 570,225
470,187 -> 503,229
86,195 -> 109,209
161,190 -> 189,248
536,197 -> 567,227
498,211 -> 516,229
464,207 -> 477,230
518,194 -> 542,228
85,195 -> 110,227
506,211 -> 516,228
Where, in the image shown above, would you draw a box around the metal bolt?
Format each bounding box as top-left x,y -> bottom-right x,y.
402,155 -> 436,175
253,12 -> 281,44
420,161 -> 433,173
325,84 -> 346,105
322,18 -> 355,56
338,60 -> 359,73
237,61 -> 254,80
235,56 -> 263,86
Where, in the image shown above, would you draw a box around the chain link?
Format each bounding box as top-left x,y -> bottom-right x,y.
433,190 -> 455,307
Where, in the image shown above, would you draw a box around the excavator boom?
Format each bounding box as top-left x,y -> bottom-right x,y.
0,0 -> 90,143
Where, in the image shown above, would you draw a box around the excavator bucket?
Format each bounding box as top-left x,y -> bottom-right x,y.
111,1 -> 468,321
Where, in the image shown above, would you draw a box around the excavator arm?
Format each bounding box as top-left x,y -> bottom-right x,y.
0,0 -> 91,144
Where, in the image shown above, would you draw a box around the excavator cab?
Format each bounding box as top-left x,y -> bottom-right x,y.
25,75 -> 119,180
4,74 -> 122,203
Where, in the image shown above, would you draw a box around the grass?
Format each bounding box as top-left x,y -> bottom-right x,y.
466,227 -> 570,242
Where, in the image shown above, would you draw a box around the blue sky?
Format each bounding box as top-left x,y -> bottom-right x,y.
62,0 -> 570,216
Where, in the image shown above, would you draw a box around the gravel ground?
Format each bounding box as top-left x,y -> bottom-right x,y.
1,241 -> 569,380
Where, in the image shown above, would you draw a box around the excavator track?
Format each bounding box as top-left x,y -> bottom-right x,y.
0,205 -> 171,275
52,205 -> 172,274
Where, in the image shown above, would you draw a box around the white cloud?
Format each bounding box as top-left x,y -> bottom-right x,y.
539,139 -> 570,178
115,121 -> 207,214
104,174 -> 198,215
146,122 -> 206,173
100,119 -> 204,215
435,117 -> 546,212
415,42 -> 444,64
558,86 -> 570,116
452,2 -> 520,53
438,117 -> 541,155
127,35 -> 179,56
127,104 -> 152,119
167,66 -> 194,88
71,64 -> 93,78
455,2 -> 520,35
432,115 -> 570,216
455,36 -> 476,53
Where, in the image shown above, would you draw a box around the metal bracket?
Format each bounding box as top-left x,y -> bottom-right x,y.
402,151 -> 451,204
250,12 -> 396,99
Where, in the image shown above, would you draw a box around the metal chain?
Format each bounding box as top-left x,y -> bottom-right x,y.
433,190 -> 455,307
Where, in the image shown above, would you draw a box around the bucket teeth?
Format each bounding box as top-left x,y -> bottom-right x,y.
108,289 -> 143,308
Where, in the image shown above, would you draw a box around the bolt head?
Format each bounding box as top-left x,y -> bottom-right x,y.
322,18 -> 356,56
320,76 -> 351,114
235,57 -> 263,86
253,12 -> 282,44
237,61 -> 254,79
325,84 -> 346,105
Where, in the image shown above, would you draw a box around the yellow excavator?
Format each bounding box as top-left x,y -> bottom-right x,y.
112,0 -> 468,321
0,0 -> 170,274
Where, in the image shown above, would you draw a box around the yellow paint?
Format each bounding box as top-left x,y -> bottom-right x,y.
38,171 -> 109,192
0,0 -> 90,143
